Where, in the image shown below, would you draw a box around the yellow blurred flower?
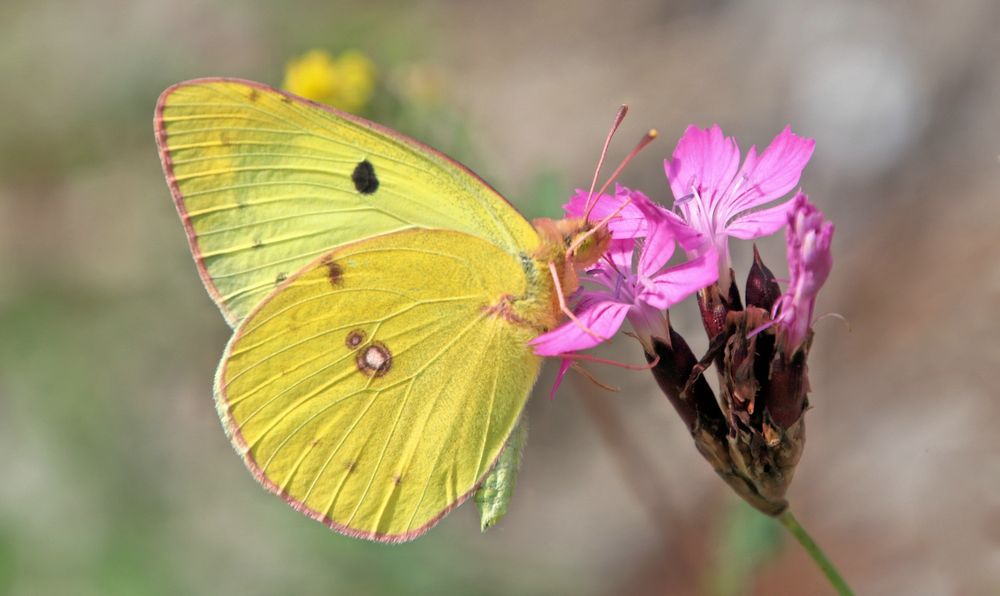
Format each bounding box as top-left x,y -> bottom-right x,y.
282,49 -> 376,113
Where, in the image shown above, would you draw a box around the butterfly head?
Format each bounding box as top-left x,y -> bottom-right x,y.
531,217 -> 610,270
566,220 -> 611,270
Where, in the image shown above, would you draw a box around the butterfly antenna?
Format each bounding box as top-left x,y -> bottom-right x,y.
569,128 -> 660,259
583,105 -> 629,218
584,128 -> 659,222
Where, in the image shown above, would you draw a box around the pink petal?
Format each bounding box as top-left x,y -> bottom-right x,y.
548,358 -> 573,400
727,126 -> 815,215
725,200 -> 797,240
634,198 -> 677,277
563,188 -> 597,217
530,299 -> 630,356
788,193 -> 834,297
585,240 -> 634,290
775,193 -> 834,355
664,124 -> 741,213
662,210 -> 706,253
640,245 -> 719,309
605,238 -> 635,271
632,195 -> 709,265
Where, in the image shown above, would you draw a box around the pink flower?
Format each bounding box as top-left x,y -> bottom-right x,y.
564,184 -> 652,240
665,125 -> 815,285
564,184 -> 707,249
772,193 -> 834,355
533,191 -> 718,359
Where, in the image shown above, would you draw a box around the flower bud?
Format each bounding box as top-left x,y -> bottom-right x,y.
646,327 -> 725,434
745,244 -> 782,311
772,194 -> 834,357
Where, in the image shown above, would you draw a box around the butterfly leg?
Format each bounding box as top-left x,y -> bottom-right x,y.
547,262 -> 606,342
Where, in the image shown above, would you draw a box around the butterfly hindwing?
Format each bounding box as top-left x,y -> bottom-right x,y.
156,78 -> 539,326
215,228 -> 541,541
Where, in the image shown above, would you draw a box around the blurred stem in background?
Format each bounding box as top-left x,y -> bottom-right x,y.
707,501 -> 853,596
706,499 -> 783,596
573,376 -> 712,592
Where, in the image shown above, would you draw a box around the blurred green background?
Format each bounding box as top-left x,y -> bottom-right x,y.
2,1 -> 998,594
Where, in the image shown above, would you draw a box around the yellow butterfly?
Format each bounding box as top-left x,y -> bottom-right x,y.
155,78 -> 607,542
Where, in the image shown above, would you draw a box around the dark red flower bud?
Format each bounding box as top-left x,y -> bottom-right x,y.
763,339 -> 811,429
646,327 -> 725,435
696,272 -> 741,340
745,244 -> 782,311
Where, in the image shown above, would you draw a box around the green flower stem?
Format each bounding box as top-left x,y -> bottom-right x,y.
779,510 -> 854,595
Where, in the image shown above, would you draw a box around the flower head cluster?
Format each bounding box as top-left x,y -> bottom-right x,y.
533,124 -> 822,365
530,124 -> 834,514
283,49 -> 376,113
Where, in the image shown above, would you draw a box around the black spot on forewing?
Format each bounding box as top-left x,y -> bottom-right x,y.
275,272 -> 287,285
351,160 -> 379,195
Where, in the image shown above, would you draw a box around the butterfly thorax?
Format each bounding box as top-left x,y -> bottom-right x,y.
489,217 -> 610,333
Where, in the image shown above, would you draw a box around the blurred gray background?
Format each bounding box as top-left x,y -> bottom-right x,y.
1,1 -> 998,594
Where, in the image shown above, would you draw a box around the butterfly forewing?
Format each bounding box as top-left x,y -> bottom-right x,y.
156,78 -> 539,326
